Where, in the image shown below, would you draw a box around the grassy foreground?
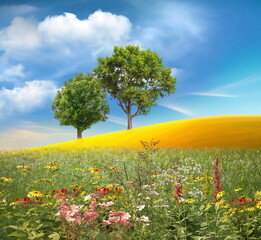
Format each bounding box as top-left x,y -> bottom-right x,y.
0,142 -> 261,239
34,115 -> 261,150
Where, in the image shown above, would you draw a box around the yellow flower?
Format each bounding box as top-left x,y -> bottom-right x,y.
216,191 -> 225,200
221,217 -> 228,223
108,166 -> 120,172
70,185 -> 82,189
44,194 -> 53,198
46,165 -> 57,169
186,182 -> 195,185
204,204 -> 212,211
225,208 -> 237,215
192,177 -> 205,182
28,191 -> 44,197
254,191 -> 261,199
92,181 -> 98,185
41,203 -> 53,207
89,168 -> 101,174
237,209 -> 244,213
1,177 -> 13,182
234,188 -> 242,192
93,175 -> 105,179
16,165 -> 30,168
75,168 -> 87,171
185,198 -> 196,204
35,179 -> 48,184
256,202 -> 261,209
22,168 -> 33,171
246,207 -> 255,212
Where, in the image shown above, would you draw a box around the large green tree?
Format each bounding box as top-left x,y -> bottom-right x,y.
52,73 -> 109,139
94,45 -> 176,129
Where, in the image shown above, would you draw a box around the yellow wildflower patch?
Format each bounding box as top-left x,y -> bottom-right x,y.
28,191 -> 44,197
89,168 -> 101,174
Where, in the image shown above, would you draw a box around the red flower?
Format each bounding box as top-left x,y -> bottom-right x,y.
213,158 -> 223,202
24,197 -> 31,202
174,179 -> 183,201
240,198 -> 247,203
16,198 -> 23,202
232,199 -> 238,203
53,190 -> 60,193
61,189 -> 68,193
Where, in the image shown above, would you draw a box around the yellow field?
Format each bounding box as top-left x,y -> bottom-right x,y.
38,115 -> 261,150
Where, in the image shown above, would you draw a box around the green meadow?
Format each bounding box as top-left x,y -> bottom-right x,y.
0,143 -> 261,239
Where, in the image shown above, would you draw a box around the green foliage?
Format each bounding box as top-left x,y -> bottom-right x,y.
52,73 -> 109,138
94,45 -> 176,129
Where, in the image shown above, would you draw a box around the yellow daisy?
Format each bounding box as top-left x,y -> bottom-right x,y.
1,177 -> 13,182
28,191 -> 44,197
89,167 -> 101,174
185,198 -> 196,204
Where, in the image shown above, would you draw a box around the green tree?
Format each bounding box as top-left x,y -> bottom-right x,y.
94,45 -> 176,129
52,73 -> 110,139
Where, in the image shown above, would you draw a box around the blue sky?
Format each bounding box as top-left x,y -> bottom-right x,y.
0,0 -> 261,149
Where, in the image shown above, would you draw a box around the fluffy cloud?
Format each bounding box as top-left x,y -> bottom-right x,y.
0,10 -> 132,57
0,17 -> 41,51
0,64 -> 25,82
0,80 -> 58,115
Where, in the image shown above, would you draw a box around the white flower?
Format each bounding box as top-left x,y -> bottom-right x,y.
137,205 -> 145,211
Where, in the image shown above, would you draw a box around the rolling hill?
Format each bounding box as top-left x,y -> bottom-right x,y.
39,115 -> 261,150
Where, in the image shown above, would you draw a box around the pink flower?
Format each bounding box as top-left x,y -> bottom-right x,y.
104,211 -> 132,227
83,209 -> 99,223
84,194 -> 99,201
213,157 -> 223,202
55,205 -> 83,225
90,200 -> 97,209
98,201 -> 114,207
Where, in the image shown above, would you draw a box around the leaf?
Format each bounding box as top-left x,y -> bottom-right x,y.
7,231 -> 27,237
48,232 -> 60,240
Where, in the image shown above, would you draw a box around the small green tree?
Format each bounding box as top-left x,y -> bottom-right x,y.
52,73 -> 109,139
94,45 -> 176,129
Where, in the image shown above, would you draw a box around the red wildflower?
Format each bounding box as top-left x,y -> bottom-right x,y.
24,197 -> 31,202
240,198 -> 247,203
61,189 -> 68,193
174,179 -> 183,201
213,157 -> 223,202
53,190 -> 60,193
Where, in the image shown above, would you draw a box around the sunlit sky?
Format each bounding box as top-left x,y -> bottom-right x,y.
0,0 -> 261,149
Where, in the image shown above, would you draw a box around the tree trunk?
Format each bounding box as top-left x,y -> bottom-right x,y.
77,128 -> 82,139
127,114 -> 132,130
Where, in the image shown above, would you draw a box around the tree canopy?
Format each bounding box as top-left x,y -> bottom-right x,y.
94,45 -> 176,129
52,73 -> 109,139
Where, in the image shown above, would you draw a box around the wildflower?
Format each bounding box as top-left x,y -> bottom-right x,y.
234,188 -> 242,192
225,208 -> 237,215
28,191 -> 44,197
255,191 -> 261,199
256,202 -> 261,209
61,189 -> 68,194
93,175 -> 105,179
44,194 -> 52,198
89,168 -> 101,174
98,201 -> 114,207
35,179 -> 48,184
16,165 -> 30,168
83,209 -> 99,223
246,207 -> 255,211
84,194 -> 99,201
240,197 -> 247,203
10,198 -> 23,205
204,204 -> 212,211
56,205 -> 83,225
108,166 -> 120,172
137,205 -> 145,211
221,217 -> 228,223
215,200 -> 229,208
216,191 -> 225,200
105,211 -> 132,226
185,198 -> 196,204
46,165 -> 57,169
22,168 -> 33,171
41,203 -> 53,207
213,157 -> 223,202
75,168 -> 87,171
1,177 -> 13,182
174,179 -> 183,201
24,197 -> 31,202
136,216 -> 151,222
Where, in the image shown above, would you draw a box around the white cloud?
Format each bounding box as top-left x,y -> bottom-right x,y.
0,80 -> 58,115
0,17 -> 41,51
190,75 -> 261,98
190,92 -> 237,98
0,10 -> 132,57
159,103 -> 193,116
107,115 -> 127,126
171,67 -> 182,78
0,64 -> 25,82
